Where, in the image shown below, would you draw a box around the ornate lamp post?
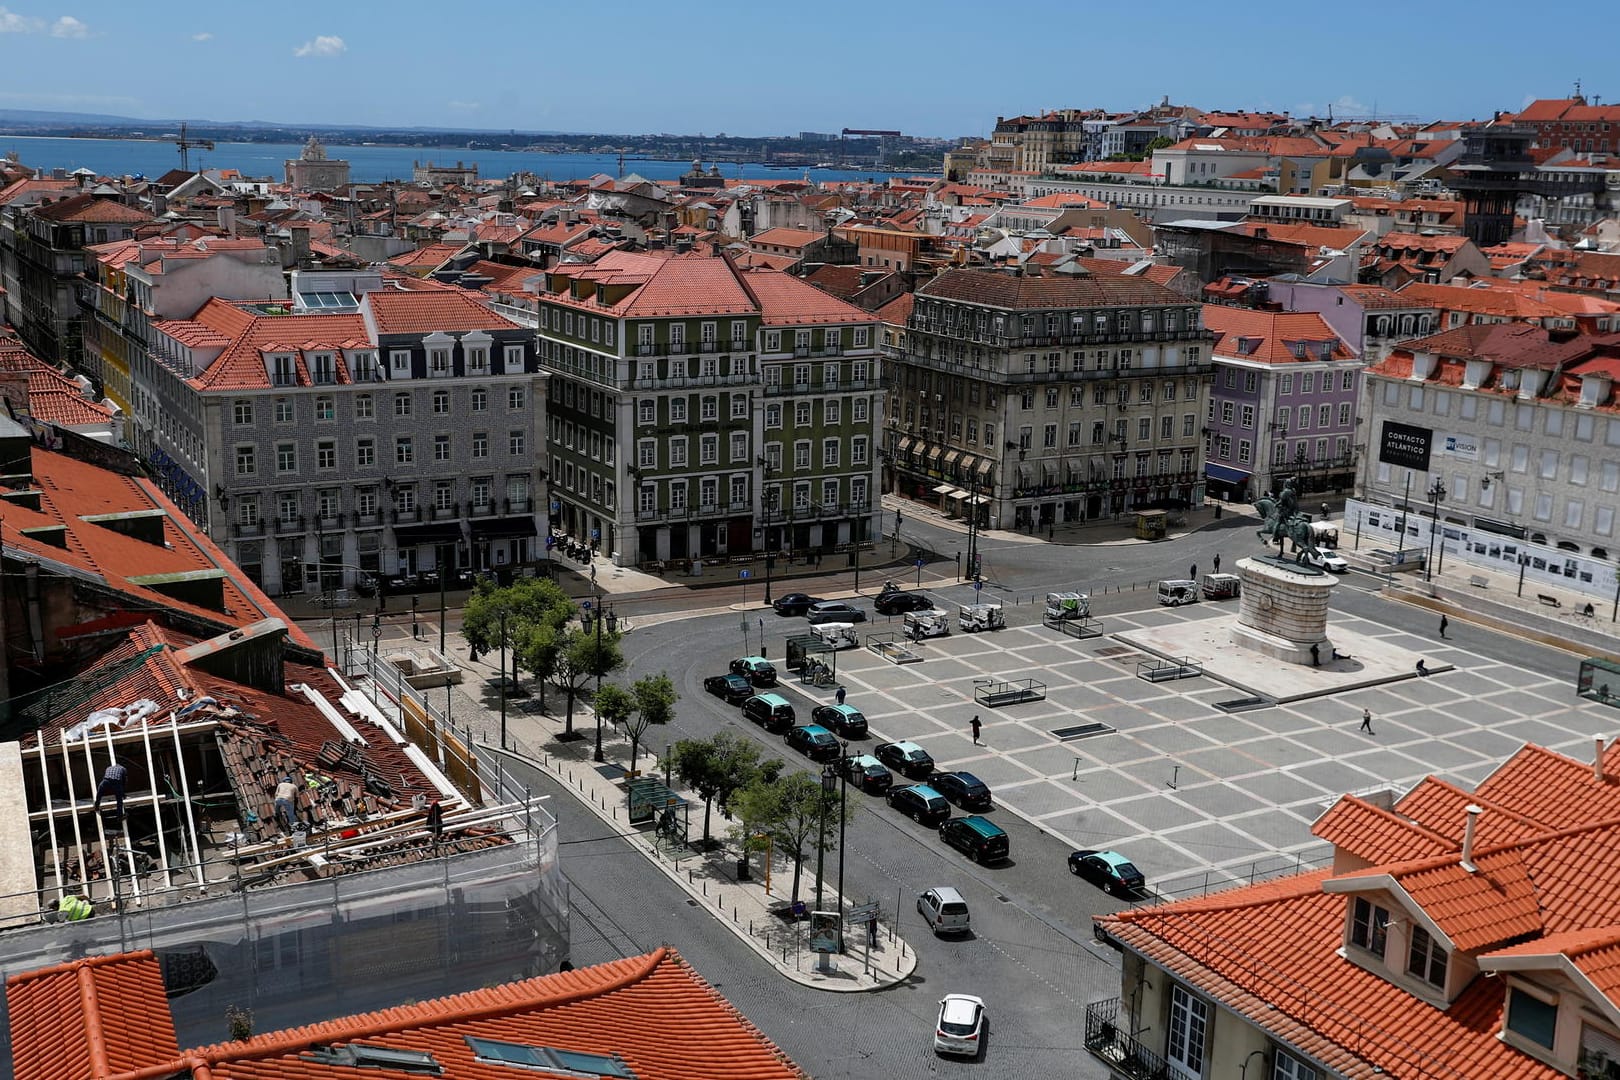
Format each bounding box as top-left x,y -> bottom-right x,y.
1424,478 -> 1446,583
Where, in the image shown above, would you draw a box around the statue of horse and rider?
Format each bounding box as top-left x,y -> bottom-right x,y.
1253,478 -> 1323,565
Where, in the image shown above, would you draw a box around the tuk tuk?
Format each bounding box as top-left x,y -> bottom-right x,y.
1044,591 -> 1091,621
1201,573 -> 1241,600
1157,579 -> 1200,606
958,602 -> 1005,633
809,622 -> 860,650
903,608 -> 951,640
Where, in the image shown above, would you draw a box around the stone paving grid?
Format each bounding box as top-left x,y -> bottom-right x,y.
822,606 -> 1611,896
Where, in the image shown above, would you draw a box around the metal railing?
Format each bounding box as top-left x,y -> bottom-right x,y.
1084,999 -> 1174,1080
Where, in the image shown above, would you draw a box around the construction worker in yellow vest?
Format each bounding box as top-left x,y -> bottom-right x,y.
45,894 -> 94,922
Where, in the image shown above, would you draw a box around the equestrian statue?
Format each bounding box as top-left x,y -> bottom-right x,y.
1253,477 -> 1322,565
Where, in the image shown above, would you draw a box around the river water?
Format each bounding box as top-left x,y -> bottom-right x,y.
0,135 -> 918,186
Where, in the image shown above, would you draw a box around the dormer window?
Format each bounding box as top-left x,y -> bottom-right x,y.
353,351 -> 378,381
310,353 -> 335,385
1351,897 -> 1390,957
430,348 -> 452,377
1406,925 -> 1448,989
268,354 -> 297,387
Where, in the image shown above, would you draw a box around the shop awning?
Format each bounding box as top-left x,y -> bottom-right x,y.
926,445 -> 945,466
1204,463 -> 1252,484
472,516 -> 539,540
966,494 -> 990,505
896,435 -> 915,457
931,483 -> 956,495
393,522 -> 464,546
942,449 -> 962,471
975,457 -> 995,479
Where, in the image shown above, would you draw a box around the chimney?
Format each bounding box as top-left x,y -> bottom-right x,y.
1460,804 -> 1483,871
217,205 -> 236,235
1597,736 -> 1608,782
290,224 -> 311,266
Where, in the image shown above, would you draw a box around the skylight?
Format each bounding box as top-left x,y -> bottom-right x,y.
465,1036 -> 635,1078
297,290 -> 359,310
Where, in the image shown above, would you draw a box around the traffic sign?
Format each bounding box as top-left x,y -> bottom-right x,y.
974,580 -> 982,592
914,558 -> 924,568
582,600 -> 593,612
739,569 -> 751,580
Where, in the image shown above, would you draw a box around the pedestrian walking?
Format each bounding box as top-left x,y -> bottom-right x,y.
1310,643 -> 1321,667
1439,615 -> 1449,638
835,685 -> 847,706
1190,563 -> 1198,581
1048,521 -> 1055,539
1212,553 -> 1221,573
970,715 -> 982,745
94,760 -> 129,818
1360,708 -> 1374,734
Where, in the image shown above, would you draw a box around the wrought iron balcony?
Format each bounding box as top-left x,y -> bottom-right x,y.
1084,999 -> 1172,1080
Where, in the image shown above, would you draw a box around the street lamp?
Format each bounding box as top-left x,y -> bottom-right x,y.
498,608 -> 508,750
1423,477 -> 1446,583
834,743 -> 849,942
590,563 -> 606,764
815,761 -> 838,913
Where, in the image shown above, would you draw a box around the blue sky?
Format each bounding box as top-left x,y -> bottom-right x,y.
1,0 -> 1614,137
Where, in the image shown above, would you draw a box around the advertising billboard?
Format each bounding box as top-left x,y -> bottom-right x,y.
1379,421 -> 1433,471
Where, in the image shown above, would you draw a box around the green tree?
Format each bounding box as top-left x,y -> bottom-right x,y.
625,672 -> 678,769
553,626 -> 624,738
1144,135 -> 1174,153
733,771 -> 839,905
515,620 -> 565,711
592,683 -> 636,745
462,578 -> 573,708
666,732 -> 779,847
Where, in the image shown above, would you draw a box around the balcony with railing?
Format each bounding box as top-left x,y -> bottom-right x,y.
393,507 -> 420,525
316,513 -> 344,531
231,521 -> 264,538
274,515 -> 304,535
468,501 -> 497,518
629,372 -> 751,391
429,504 -> 460,522
505,497 -> 532,514
1083,999 -> 1172,1080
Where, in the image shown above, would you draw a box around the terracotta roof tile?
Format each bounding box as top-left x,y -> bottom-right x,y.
919,267 -> 1187,309
748,227 -> 826,249
363,288 -> 523,335
739,267 -> 875,327
8,950 -> 180,1080
1310,794 -> 1455,865
22,948 -> 811,1080
1203,305 -> 1356,363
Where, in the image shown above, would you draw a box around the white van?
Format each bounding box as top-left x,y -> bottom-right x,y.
916,885 -> 971,936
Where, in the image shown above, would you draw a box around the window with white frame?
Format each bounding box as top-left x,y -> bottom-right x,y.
638,484 -> 656,513
701,395 -> 718,421
700,477 -> 718,509
700,433 -> 718,465
355,393 -> 374,419
669,481 -> 687,510
275,398 -> 294,424
639,399 -> 655,424
638,440 -> 656,468
394,437 -> 413,466
394,392 -> 412,417
1273,1050 -> 1319,1080
794,440 -> 811,469
731,394 -> 748,419
796,402 -> 811,426
852,436 -> 868,464
1351,898 -> 1390,957
391,349 -> 411,375
823,439 -> 839,467
1165,985 -> 1208,1079
853,397 -> 868,422
731,432 -> 748,462
276,443 -> 297,473
670,438 -> 687,467
236,445 -> 256,476
730,474 -> 747,505
766,403 -> 782,428
317,440 -> 337,470
1406,925 -> 1448,989
792,481 -> 810,510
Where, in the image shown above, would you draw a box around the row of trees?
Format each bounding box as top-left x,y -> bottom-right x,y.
461,578 -> 675,764
666,733 -> 840,906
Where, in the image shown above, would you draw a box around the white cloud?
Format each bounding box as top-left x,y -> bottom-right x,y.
0,7 -> 44,32
447,100 -> 481,111
294,34 -> 345,58
50,15 -> 87,38
191,31 -> 212,41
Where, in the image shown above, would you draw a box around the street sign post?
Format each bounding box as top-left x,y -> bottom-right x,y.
914,557 -> 924,587
738,568 -> 750,606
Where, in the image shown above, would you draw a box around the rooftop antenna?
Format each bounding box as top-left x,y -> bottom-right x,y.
174,122 -> 214,172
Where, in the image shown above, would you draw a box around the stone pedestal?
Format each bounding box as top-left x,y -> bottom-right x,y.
1229,556 -> 1338,665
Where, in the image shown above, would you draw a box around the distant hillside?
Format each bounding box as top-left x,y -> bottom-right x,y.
0,108 -> 578,137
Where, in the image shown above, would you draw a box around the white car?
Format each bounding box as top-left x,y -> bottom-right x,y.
1306,549 -> 1350,574
934,993 -> 987,1057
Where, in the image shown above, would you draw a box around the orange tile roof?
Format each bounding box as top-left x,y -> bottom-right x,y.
364,288 -> 523,335
1235,221 -> 1369,251
748,226 -> 826,249
8,950 -> 180,1080
1202,305 -> 1355,363
1390,776 -> 1548,849
0,443 -> 316,649
739,267 -> 876,327
876,291 -> 914,326
1474,742 -> 1620,829
547,251 -> 758,318
1310,794 -> 1455,865
12,948 -> 809,1080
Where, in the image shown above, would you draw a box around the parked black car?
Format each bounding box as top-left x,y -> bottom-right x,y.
875,740 -> 935,780
840,754 -> 893,794
939,816 -> 1009,864
885,784 -> 951,826
784,723 -> 842,763
811,703 -> 868,739
875,590 -> 934,616
772,592 -> 823,617
703,673 -> 754,704
931,771 -> 993,812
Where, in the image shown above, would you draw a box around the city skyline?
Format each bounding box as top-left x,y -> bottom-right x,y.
0,0 -> 1614,138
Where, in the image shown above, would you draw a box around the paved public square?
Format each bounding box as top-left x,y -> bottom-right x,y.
811,603 -> 1612,898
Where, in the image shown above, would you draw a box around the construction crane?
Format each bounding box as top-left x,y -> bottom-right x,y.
174,122 -> 214,172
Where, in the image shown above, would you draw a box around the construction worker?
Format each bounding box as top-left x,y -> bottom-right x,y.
45,894 -> 94,922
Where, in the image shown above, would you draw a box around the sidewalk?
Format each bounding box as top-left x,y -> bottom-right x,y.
419,636 -> 919,992
881,492 -> 1253,548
